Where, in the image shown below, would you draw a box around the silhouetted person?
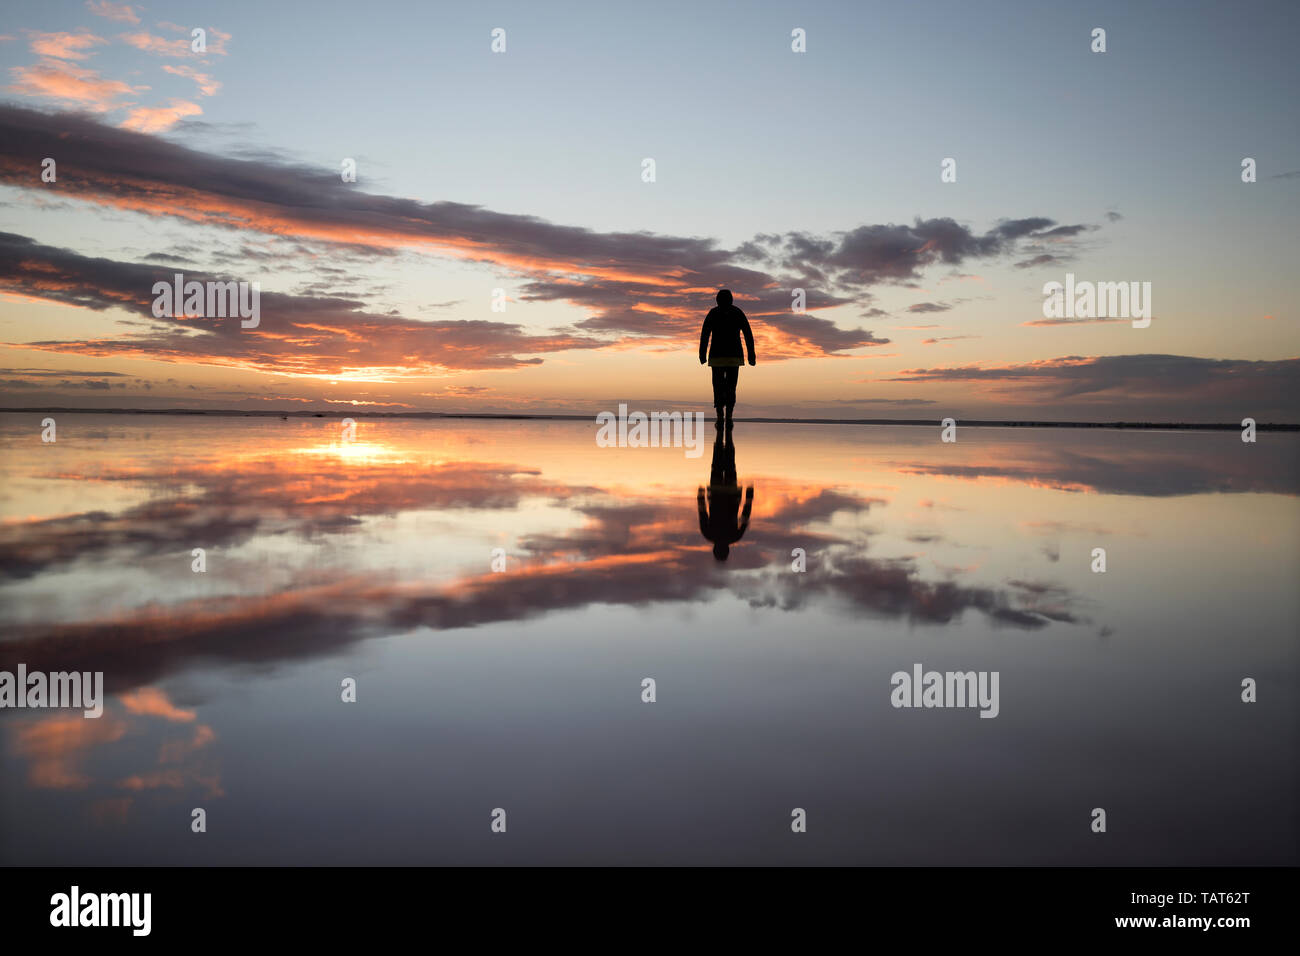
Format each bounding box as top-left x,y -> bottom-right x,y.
698,288 -> 755,426
697,427 -> 753,561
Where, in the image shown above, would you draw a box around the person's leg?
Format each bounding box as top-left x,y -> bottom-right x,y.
711,366 -> 726,423
724,367 -> 739,421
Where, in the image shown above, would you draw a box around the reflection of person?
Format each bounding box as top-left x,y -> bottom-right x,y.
698,289 -> 756,426
697,427 -> 753,561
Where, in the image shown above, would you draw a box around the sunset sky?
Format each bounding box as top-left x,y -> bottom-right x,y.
1,0 -> 1296,420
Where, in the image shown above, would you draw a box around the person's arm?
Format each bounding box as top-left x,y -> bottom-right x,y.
740,310 -> 756,365
697,487 -> 710,537
699,311 -> 712,364
735,486 -> 754,540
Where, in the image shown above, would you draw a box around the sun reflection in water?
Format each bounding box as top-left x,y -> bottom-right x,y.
290,440 -> 401,463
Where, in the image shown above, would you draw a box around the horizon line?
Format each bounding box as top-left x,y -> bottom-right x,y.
2,408 -> 1296,431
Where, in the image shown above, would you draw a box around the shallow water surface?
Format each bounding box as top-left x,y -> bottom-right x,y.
1,414 -> 1296,864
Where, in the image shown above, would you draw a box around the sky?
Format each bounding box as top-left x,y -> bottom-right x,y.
0,0 -> 1297,420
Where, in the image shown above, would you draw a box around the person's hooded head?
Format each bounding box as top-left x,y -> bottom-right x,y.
716,289 -> 733,307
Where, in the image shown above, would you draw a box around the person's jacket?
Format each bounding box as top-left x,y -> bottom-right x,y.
699,304 -> 756,366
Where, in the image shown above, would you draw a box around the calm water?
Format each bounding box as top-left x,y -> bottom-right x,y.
1,414 -> 1296,865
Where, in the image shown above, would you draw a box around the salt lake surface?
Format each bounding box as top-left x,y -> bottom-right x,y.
1,414 -> 1296,864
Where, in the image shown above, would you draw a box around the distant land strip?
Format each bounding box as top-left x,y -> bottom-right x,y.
2,408 -> 1297,431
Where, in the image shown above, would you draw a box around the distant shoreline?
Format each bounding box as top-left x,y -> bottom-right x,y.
2,408 -> 1296,431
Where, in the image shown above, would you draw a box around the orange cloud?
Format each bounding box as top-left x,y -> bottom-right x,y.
86,1 -> 141,24
10,713 -> 129,789
121,27 -> 229,58
6,58 -> 139,111
207,28 -> 232,56
120,97 -> 202,132
159,724 -> 216,763
1,108 -> 1105,372
119,686 -> 196,722
27,30 -> 107,60
162,63 -> 220,96
119,31 -> 190,57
